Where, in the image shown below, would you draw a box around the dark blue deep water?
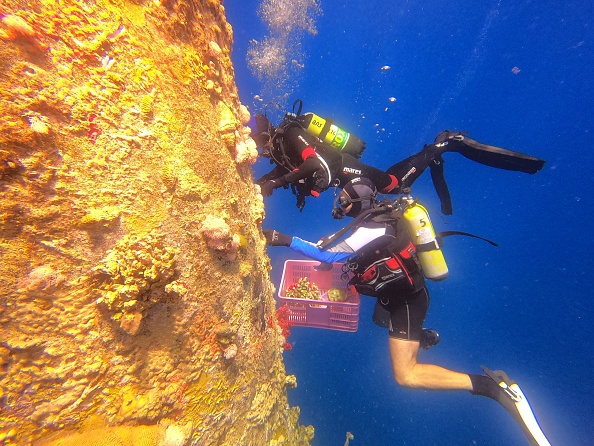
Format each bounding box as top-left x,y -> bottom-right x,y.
225,1 -> 594,444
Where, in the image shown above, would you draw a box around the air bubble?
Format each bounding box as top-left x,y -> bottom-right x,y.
247,0 -> 322,111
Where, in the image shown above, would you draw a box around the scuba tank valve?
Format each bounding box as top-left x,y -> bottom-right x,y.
401,196 -> 449,281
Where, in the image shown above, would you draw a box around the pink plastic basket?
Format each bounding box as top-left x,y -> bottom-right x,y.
278,260 -> 360,332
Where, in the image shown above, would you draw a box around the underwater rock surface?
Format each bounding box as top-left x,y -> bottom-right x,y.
0,1 -> 312,444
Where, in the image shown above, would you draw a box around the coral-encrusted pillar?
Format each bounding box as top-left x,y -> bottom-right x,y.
0,1 -> 313,445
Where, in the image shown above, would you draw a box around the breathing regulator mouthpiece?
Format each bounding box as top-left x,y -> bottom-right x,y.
332,205 -> 346,220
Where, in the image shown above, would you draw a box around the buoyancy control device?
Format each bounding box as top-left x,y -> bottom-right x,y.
345,230 -> 425,297
282,99 -> 366,158
318,190 -> 498,282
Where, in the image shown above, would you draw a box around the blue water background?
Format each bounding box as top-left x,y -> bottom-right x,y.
225,1 -> 594,444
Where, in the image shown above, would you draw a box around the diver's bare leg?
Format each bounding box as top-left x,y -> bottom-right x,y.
388,337 -> 472,390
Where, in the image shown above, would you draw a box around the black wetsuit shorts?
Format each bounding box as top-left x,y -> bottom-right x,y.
372,286 -> 430,341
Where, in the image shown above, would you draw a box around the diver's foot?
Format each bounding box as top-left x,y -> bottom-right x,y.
434,130 -> 467,144
420,328 -> 440,350
421,130 -> 466,159
430,130 -> 468,154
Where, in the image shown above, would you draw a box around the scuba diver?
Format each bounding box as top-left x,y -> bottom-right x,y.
252,112 -> 399,210
252,102 -> 545,214
263,177 -> 552,446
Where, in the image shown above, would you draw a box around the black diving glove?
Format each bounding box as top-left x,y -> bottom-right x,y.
296,193 -> 306,211
263,230 -> 292,247
260,177 -> 288,197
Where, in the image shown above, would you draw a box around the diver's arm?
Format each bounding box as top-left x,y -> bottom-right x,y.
289,237 -> 353,263
290,226 -> 389,261
265,226 -> 387,264
256,165 -> 286,185
260,154 -> 322,196
263,229 -> 355,263
259,128 -> 321,196
283,154 -> 321,183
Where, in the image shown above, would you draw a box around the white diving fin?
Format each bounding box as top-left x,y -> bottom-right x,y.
482,366 -> 552,446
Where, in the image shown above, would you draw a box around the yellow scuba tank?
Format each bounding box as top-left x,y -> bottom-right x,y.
402,200 -> 449,281
298,112 -> 366,158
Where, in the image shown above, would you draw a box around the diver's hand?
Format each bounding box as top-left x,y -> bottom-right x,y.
263,230 -> 292,247
296,193 -> 306,211
313,262 -> 333,271
260,177 -> 288,197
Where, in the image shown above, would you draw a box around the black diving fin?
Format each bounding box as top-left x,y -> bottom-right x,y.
428,131 -> 546,214
456,136 -> 546,174
429,157 -> 453,215
386,131 -> 546,214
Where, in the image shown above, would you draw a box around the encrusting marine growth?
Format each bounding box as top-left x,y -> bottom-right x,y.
0,1 -> 313,444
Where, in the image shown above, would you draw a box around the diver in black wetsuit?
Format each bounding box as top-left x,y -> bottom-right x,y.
263,177 -> 552,446
252,113 -> 545,213
252,113 -> 399,210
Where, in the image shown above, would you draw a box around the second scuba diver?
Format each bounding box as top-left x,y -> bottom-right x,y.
252,107 -> 545,214
263,177 -> 552,446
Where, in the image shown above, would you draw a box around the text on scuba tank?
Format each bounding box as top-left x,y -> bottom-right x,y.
330,128 -> 348,148
416,227 -> 434,244
310,117 -> 324,129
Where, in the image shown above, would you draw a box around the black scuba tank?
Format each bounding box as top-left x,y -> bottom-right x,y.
297,112 -> 366,158
285,99 -> 366,158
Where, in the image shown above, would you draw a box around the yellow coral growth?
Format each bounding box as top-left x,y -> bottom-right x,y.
218,102 -> 237,134
239,260 -> 252,278
93,231 -> 178,333
40,425 -> 160,446
35,421 -> 192,446
251,184 -> 266,223
175,169 -> 208,202
0,0 -> 312,443
161,164 -> 178,190
140,94 -> 154,115
79,207 -> 121,227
